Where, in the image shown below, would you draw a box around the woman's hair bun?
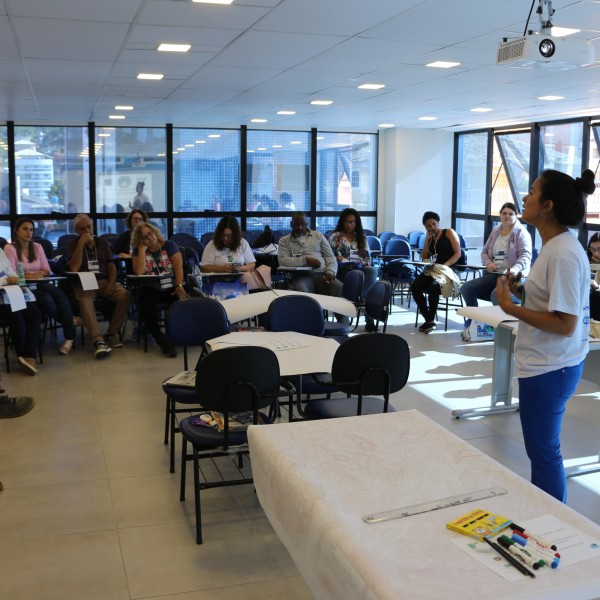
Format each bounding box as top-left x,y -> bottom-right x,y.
576,169 -> 596,195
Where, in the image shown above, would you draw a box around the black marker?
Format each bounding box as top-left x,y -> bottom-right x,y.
483,537 -> 536,579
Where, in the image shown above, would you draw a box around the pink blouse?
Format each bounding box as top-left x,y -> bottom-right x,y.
4,243 -> 51,274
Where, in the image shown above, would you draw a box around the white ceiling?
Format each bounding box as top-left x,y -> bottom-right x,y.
1,0 -> 599,132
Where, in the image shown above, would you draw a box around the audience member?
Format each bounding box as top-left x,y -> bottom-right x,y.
460,202 -> 532,341
113,208 -> 148,258
67,214 -> 131,359
130,181 -> 149,210
279,192 -> 295,211
329,208 -> 378,332
132,222 -> 187,357
588,232 -> 600,320
412,211 -> 461,333
5,218 -> 76,355
497,169 -> 595,502
200,216 -> 255,273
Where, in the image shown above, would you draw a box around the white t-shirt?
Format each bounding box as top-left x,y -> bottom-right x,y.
201,238 -> 255,267
491,234 -> 510,273
515,231 -> 589,378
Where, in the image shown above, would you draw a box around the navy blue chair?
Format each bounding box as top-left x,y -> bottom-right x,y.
163,298 -> 230,472
170,233 -> 204,260
364,280 -> 391,333
341,269 -> 365,331
179,345 -> 280,544
381,238 -> 413,308
200,232 -> 214,247
378,231 -> 396,249
407,230 -> 422,247
303,332 -> 409,420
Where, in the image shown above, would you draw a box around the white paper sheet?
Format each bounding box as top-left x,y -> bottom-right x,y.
457,305 -> 518,328
78,272 -> 99,291
0,285 -> 27,311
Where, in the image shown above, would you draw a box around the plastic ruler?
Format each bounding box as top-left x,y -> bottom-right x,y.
363,486 -> 508,524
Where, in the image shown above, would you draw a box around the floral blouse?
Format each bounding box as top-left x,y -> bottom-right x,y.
329,232 -> 371,266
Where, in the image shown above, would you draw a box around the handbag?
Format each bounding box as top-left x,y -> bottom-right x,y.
241,264 -> 272,291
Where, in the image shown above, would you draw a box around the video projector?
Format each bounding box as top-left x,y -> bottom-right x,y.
497,33 -> 594,70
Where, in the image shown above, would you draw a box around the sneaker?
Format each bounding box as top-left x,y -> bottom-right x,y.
94,340 -> 112,359
0,395 -> 36,419
461,327 -> 472,342
59,339 -> 74,355
420,321 -> 437,334
364,322 -> 378,333
418,322 -> 431,332
17,356 -> 38,376
104,333 -> 123,348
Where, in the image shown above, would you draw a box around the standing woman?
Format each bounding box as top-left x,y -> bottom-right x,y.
460,203 -> 532,341
496,169 -> 595,502
329,208 -> 379,332
5,218 -> 75,356
412,211 -> 462,333
200,216 -> 255,273
132,222 -> 187,357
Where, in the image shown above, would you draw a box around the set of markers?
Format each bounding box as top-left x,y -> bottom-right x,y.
485,523 -> 560,579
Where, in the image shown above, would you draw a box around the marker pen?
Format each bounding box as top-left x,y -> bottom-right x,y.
511,530 -> 561,558
510,523 -> 558,550
497,536 -> 542,570
483,537 -> 536,578
513,542 -> 559,569
511,532 -> 561,563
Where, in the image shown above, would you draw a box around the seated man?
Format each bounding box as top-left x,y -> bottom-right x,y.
67,214 -> 132,358
278,213 -> 346,322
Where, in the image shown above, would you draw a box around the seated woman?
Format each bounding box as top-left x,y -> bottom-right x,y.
132,222 -> 188,357
0,246 -> 42,375
329,208 -> 379,332
460,202 -> 532,341
113,208 -> 148,259
5,218 -> 75,356
412,211 -> 462,333
200,216 -> 255,273
588,233 -> 600,321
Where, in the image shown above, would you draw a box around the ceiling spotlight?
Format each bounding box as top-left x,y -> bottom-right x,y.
539,38 -> 556,58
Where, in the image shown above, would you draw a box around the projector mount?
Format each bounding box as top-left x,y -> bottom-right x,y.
536,0 -> 555,34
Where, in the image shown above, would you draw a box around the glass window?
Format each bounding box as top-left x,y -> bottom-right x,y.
95,126 -> 166,218
0,127 -> 8,217
538,122 -> 583,177
316,132 -> 376,213
586,125 -> 600,225
173,128 -> 240,219
455,218 -> 485,264
455,132 -> 488,214
493,131 -> 531,214
247,130 -> 310,214
13,126 -> 89,221
313,215 -> 376,237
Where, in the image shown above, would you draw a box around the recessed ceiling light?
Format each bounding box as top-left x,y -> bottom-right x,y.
177,147 -> 186,151
157,153 -> 166,157
316,136 -> 324,140
185,144 -> 194,147
426,61 -> 460,69
109,115 -> 126,120
378,123 -> 395,128
195,140 -> 206,144
257,147 -> 267,151
137,73 -> 163,80
538,95 -> 564,101
157,43 -> 191,53
550,27 -> 580,37
290,141 -> 303,145
251,118 -> 268,123
247,149 -> 255,153
310,100 -> 333,106
272,144 -> 283,148
358,83 -> 385,90
114,105 -> 134,111
208,134 -> 221,138
98,133 -> 110,137
471,107 -> 493,113
192,0 -> 234,4
418,116 -> 438,121
277,110 -> 296,115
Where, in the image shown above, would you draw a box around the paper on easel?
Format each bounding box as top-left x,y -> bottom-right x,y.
78,272 -> 99,291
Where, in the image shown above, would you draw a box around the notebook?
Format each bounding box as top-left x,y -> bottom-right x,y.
164,371 -> 196,387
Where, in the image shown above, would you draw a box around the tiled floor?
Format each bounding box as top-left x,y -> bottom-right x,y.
0,303 -> 598,599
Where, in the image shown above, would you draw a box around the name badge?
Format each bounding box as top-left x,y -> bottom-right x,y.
159,274 -> 173,290
349,250 -> 360,260
88,260 -> 100,273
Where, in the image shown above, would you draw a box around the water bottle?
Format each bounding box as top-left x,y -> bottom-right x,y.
17,263 -> 26,287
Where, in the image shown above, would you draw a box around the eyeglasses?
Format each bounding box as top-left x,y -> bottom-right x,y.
344,220 -> 357,225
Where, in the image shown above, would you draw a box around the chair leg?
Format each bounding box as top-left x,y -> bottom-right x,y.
169,400 -> 177,473
164,396 -> 171,445
179,437 -> 187,501
193,448 -> 203,544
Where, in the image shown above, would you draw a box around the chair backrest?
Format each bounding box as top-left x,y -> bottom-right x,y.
383,238 -> 411,258
457,233 -> 466,249
390,234 -> 409,243
200,232 -> 214,247
178,244 -> 202,273
99,233 -> 119,249
342,269 -> 365,303
196,346 -> 280,416
331,332 -> 410,397
242,230 -> 257,245
366,235 -> 382,253
0,237 -> 7,249
171,233 -> 204,260
56,233 -> 78,252
417,233 -> 427,249
34,236 -> 55,260
166,297 -> 229,353
531,247 -> 539,265
364,280 -> 391,326
378,231 -> 396,247
363,229 -> 375,237
272,230 -> 290,244
407,230 -> 422,246
267,295 -> 325,336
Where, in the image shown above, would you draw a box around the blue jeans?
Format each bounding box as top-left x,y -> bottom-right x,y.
33,282 -> 75,340
518,361 -> 584,502
461,272 -> 519,328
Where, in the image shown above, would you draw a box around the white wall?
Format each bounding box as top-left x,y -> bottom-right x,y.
377,128 -> 454,236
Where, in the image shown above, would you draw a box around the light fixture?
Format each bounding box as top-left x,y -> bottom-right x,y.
192,0 -> 234,4
277,110 -> 296,115
550,27 -> 580,37
426,61 -> 460,69
418,116 -> 438,121
137,73 -> 164,80
98,133 -> 110,137
358,83 -> 385,90
471,107 -> 493,113
538,95 -> 564,101
272,144 -> 283,148
109,115 -> 126,120
251,118 -> 268,123
114,105 -> 133,111
208,134 -> 221,138
195,140 -> 206,144
538,38 -> 556,58
157,43 -> 191,53
310,100 -> 333,106
290,141 -> 303,145
257,147 -> 267,151
378,123 -> 395,128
